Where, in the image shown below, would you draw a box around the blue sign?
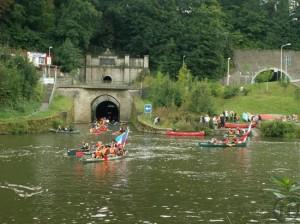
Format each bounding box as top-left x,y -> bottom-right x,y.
144,104 -> 152,113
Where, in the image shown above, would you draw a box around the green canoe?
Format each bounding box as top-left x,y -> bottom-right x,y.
81,152 -> 127,163
198,141 -> 247,148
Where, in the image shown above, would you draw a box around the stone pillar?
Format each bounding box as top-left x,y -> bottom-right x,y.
86,55 -> 92,81
125,55 -> 130,67
143,55 -> 149,68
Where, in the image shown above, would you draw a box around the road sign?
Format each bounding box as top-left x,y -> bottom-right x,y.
144,104 -> 152,113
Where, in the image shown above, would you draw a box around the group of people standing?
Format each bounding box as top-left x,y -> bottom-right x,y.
200,111 -> 239,129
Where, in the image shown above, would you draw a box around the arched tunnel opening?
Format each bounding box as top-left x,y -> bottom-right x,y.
95,101 -> 119,122
254,69 -> 290,83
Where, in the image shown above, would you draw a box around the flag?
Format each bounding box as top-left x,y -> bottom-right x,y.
115,129 -> 129,146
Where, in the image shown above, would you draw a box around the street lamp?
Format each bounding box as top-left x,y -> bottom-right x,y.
226,57 -> 231,85
48,46 -> 53,77
280,43 -> 291,81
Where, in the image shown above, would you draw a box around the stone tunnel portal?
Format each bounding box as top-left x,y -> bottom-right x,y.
95,101 -> 119,122
91,95 -> 120,122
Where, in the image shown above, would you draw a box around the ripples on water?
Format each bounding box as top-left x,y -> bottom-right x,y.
0,131 -> 300,223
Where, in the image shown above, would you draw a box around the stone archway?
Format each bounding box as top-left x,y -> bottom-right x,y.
91,95 -> 120,122
251,67 -> 292,83
103,75 -> 112,83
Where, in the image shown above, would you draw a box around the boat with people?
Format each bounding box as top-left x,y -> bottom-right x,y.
166,130 -> 205,137
198,123 -> 252,148
198,141 -> 247,147
80,128 -> 129,163
49,128 -> 80,134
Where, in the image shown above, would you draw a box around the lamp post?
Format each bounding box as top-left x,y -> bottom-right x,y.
226,57 -> 231,85
48,46 -> 53,77
280,43 -> 291,81
182,55 -> 186,66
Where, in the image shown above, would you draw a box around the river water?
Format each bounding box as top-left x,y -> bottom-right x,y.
0,125 -> 300,224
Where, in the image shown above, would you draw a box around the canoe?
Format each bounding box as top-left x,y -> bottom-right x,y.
89,127 -> 108,134
49,128 -> 80,134
166,131 -> 205,137
259,114 -> 283,121
198,141 -> 247,148
224,123 -> 256,129
81,152 -> 127,163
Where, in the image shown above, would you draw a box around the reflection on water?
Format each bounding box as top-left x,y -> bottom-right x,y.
0,126 -> 299,223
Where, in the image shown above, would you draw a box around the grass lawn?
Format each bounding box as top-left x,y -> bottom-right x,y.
0,95 -> 73,122
214,82 -> 300,115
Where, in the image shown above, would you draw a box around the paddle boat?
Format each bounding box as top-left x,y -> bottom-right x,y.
166,130 -> 205,137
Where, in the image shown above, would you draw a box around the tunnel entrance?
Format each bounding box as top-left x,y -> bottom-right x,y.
252,68 -> 291,83
91,95 -> 120,122
95,101 -> 119,122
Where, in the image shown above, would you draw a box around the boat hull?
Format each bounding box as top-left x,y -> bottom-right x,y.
224,123 -> 256,129
198,141 -> 247,147
166,131 -> 205,137
81,153 -> 127,163
50,129 -> 80,134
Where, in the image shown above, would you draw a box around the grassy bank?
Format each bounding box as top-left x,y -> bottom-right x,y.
214,82 -> 300,115
0,95 -> 73,134
135,82 -> 300,131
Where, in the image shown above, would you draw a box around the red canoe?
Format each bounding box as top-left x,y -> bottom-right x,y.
166,131 -> 205,137
259,114 -> 283,121
224,123 -> 256,129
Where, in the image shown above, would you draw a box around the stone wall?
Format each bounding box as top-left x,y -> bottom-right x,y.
230,49 -> 300,85
56,87 -> 140,123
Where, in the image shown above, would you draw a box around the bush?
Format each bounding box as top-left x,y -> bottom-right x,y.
261,121 -> 296,137
223,86 -> 239,99
295,88 -> 300,101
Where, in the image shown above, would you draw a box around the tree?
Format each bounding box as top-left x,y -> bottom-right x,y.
55,0 -> 101,50
54,38 -> 82,73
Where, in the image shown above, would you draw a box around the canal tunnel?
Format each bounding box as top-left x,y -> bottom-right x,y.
95,101 -> 119,122
91,95 -> 120,122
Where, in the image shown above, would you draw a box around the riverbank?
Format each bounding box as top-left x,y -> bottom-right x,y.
0,95 -> 74,134
133,81 -> 300,138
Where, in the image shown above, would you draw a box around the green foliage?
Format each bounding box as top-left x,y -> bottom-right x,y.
0,51 -> 40,109
148,72 -> 178,107
54,39 -> 82,72
210,82 -> 223,97
255,70 -> 273,83
223,86 -> 239,99
295,126 -> 300,139
295,88 -> 300,101
2,0 -> 300,78
264,176 -> 300,222
261,121 -> 296,138
186,81 -> 216,115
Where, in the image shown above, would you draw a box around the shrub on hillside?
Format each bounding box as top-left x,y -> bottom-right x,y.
295,88 -> 300,101
295,126 -> 300,139
209,82 -> 223,97
261,121 -> 296,137
223,86 -> 239,99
